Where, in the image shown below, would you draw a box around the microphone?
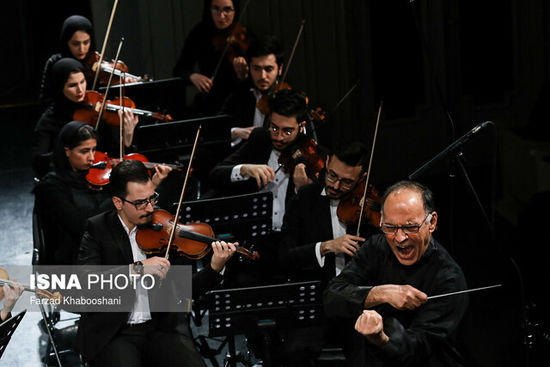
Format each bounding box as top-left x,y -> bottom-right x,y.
408,121 -> 493,180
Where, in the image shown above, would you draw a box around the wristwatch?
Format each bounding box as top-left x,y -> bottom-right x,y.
132,261 -> 144,275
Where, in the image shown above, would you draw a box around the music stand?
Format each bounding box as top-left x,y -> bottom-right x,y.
174,192 -> 273,364
206,281 -> 323,367
134,114 -> 232,156
175,191 -> 273,248
0,310 -> 26,360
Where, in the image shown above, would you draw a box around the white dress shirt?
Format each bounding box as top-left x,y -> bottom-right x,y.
118,215 -> 152,324
314,188 -> 347,276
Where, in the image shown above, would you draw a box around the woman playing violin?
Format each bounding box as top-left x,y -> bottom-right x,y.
173,0 -> 248,115
33,121 -> 171,265
40,15 -> 96,105
33,58 -> 139,178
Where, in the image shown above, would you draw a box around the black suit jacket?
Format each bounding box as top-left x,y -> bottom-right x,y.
206,127 -> 296,205
279,180 -> 374,286
75,210 -> 223,361
279,181 -> 336,286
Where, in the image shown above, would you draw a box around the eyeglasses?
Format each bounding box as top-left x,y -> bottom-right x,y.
325,170 -> 356,190
269,123 -> 295,137
120,192 -> 159,210
211,6 -> 234,15
380,213 -> 433,235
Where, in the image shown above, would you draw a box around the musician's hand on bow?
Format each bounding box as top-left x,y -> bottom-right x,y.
151,164 -> 173,188
232,56 -> 249,80
190,73 -> 213,93
240,164 -> 275,188
140,257 -> 171,280
120,109 -> 139,147
321,234 -> 365,257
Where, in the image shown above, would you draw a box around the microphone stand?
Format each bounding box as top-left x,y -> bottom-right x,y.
409,121 -> 496,248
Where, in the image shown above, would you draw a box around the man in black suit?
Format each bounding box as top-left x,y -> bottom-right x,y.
279,142 -> 374,286
209,88 -> 316,233
272,142 -> 374,366
76,159 -> 237,366
220,35 -> 284,147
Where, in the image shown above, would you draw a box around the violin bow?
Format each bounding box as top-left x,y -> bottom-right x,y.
356,101 -> 383,236
164,125 -> 202,260
92,0 -> 120,90
280,19 -> 306,86
211,0 -> 252,82
95,38 -> 124,131
330,79 -> 360,116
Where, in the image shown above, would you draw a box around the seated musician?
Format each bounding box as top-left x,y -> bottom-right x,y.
1,282 -> 24,323
324,180 -> 468,366
75,159 -> 237,366
269,142 -> 375,365
220,34 -> 284,147
173,0 -> 248,116
33,121 -> 171,265
40,15 -> 137,106
40,15 -> 96,105
208,89 -> 320,231
33,58 -> 138,178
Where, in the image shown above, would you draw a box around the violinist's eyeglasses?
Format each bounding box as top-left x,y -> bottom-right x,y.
211,6 -> 234,15
380,213 -> 433,236
270,123 -> 295,137
120,192 -> 159,210
325,170 -> 356,190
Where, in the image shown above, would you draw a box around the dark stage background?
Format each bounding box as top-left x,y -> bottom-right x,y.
1,0 -> 550,366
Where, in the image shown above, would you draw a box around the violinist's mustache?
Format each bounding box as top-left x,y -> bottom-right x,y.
141,213 -> 154,220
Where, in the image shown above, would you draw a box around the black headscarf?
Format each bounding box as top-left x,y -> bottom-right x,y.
59,15 -> 96,59
51,57 -> 85,115
52,121 -> 95,187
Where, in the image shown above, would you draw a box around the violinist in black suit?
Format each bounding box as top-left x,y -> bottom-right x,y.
257,143 -> 376,366
76,159 -> 237,366
220,34 -> 285,147
279,142 -> 375,286
208,88 -> 317,232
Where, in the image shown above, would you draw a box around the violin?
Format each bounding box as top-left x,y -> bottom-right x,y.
337,181 -> 382,228
212,23 -> 250,60
136,209 -> 260,261
256,81 -> 293,116
339,101 -> 384,235
0,267 -> 62,302
211,0 -> 253,81
277,136 -> 325,178
86,151 -> 183,189
73,90 -> 173,128
85,51 -> 146,85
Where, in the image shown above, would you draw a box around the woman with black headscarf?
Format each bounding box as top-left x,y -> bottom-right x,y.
32,57 -> 139,178
33,121 -> 112,265
33,121 -> 172,265
40,15 -> 96,105
173,0 -> 249,115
